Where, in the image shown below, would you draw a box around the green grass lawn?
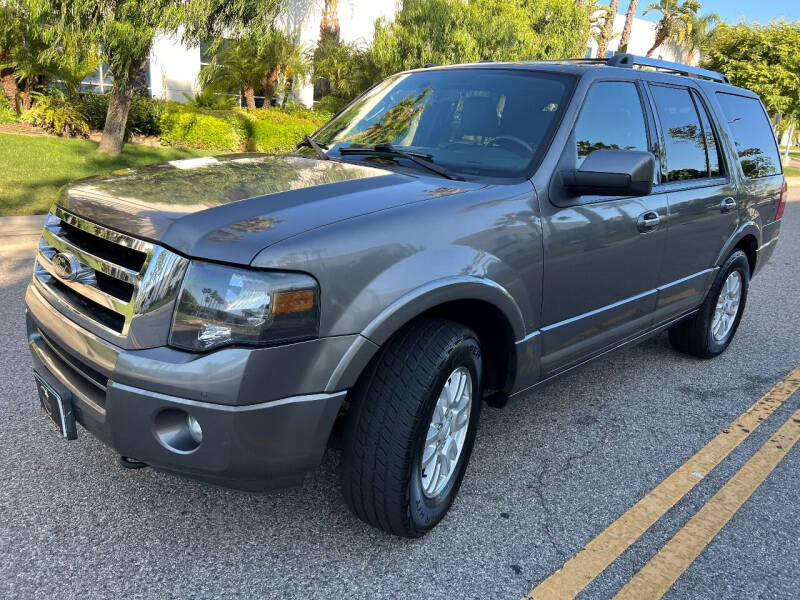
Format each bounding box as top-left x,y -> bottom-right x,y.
785,166 -> 800,177
0,133 -> 213,216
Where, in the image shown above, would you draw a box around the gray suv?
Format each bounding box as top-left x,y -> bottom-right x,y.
26,54 -> 786,537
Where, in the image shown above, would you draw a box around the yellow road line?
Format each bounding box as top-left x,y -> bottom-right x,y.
525,365 -> 800,600
615,405 -> 800,599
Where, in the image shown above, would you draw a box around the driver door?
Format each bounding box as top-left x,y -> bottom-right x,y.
539,79 -> 669,376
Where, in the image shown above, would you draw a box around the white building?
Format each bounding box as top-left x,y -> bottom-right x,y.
82,5 -> 675,107
585,13 -> 685,63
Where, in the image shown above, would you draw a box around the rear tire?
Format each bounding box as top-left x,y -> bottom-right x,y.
340,318 -> 482,537
668,250 -> 750,359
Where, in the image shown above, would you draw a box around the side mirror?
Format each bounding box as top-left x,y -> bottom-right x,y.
560,149 -> 655,197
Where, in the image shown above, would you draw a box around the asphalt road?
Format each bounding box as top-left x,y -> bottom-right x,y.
1,190 -> 799,600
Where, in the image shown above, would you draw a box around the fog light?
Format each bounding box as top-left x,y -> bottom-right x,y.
187,414 -> 203,443
154,409 -> 202,453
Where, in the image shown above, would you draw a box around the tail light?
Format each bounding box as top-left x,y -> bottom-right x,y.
775,180 -> 788,220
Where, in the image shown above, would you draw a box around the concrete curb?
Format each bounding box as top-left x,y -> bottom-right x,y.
0,214 -> 46,238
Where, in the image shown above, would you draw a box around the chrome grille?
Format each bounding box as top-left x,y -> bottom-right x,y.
33,206 -> 189,348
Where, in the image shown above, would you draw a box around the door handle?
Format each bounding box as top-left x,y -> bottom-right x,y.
720,197 -> 737,213
637,211 -> 660,233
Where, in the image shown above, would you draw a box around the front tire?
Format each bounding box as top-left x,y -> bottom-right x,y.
668,250 -> 750,358
340,318 -> 482,537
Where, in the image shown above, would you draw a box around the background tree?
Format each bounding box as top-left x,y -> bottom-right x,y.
703,21 -> 800,151
369,0 -> 592,77
259,28 -> 310,105
681,12 -> 719,63
77,0 -> 283,157
618,0 -> 639,52
592,0 -> 619,58
0,1 -> 95,113
643,0 -> 699,57
200,38 -> 263,108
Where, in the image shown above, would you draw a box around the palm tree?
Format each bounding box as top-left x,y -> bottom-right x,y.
199,38 -> 263,109
643,0 -> 700,58
595,0 -> 620,58
681,12 -> 720,64
619,0 -> 639,52
320,0 -> 340,43
259,28 -> 311,106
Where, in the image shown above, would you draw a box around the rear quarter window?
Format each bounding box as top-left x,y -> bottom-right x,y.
716,93 -> 782,179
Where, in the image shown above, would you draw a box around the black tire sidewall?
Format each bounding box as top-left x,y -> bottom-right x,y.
407,337 -> 482,533
705,252 -> 750,355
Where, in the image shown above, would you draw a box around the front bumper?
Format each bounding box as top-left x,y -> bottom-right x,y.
25,283 -> 350,492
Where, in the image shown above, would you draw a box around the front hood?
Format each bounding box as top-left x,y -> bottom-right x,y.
58,154 -> 482,264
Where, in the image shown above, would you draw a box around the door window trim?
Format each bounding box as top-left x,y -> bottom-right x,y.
557,78 -> 658,205
646,81 -> 732,190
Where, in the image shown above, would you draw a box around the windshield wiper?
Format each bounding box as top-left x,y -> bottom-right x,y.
338,143 -> 461,180
296,135 -> 329,160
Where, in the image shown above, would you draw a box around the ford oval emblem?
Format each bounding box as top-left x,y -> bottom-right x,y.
51,252 -> 81,282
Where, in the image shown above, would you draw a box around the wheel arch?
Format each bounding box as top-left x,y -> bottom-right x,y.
716,223 -> 760,276
325,277 -> 525,397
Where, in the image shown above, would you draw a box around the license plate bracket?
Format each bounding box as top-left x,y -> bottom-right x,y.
34,372 -> 77,440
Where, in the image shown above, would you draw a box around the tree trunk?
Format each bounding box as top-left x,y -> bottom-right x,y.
0,67 -> 20,114
320,0 -> 340,42
97,80 -> 135,157
784,120 -> 796,161
21,76 -> 37,110
646,31 -> 667,57
242,83 -> 256,109
597,0 -> 619,58
619,0 -> 639,53
263,68 -> 280,107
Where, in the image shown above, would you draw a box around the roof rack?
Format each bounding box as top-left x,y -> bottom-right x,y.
557,54 -> 729,84
607,54 -> 730,84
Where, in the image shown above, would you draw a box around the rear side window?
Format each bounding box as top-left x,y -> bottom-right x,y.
574,81 -> 649,165
716,93 -> 781,178
650,85 -> 710,181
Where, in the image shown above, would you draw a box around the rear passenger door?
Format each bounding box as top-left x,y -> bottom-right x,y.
645,83 -> 738,324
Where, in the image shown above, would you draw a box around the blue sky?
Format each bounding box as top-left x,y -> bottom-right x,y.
635,0 -> 799,25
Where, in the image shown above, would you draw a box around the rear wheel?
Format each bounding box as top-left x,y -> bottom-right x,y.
668,250 -> 750,358
340,318 -> 482,537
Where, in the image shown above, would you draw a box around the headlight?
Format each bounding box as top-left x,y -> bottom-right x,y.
169,261 -> 319,352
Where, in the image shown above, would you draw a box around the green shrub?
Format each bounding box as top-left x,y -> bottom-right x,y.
77,93 -> 166,137
0,94 -> 18,123
160,103 -> 249,151
246,107 -> 324,153
159,103 -> 326,154
22,91 -> 89,137
313,94 -> 347,117
183,88 -> 238,110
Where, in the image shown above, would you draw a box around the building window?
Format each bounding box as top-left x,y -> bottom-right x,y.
79,64 -> 113,94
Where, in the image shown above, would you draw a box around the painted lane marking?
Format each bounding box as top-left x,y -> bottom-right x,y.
524,365 -> 800,600
615,405 -> 800,599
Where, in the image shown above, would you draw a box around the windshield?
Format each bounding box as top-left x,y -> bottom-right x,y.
311,69 -> 574,179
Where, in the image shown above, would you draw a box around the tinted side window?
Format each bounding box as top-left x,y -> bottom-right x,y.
651,85 -> 708,181
716,93 -> 781,178
692,91 -> 721,177
574,82 -> 648,165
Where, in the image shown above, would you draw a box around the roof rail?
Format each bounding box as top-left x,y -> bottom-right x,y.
605,53 -> 730,84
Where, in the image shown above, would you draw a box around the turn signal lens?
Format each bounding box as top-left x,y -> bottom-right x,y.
274,290 -> 315,314
775,180 -> 787,220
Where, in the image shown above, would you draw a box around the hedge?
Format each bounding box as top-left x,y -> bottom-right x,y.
77,94 -> 166,137
159,103 -> 327,153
